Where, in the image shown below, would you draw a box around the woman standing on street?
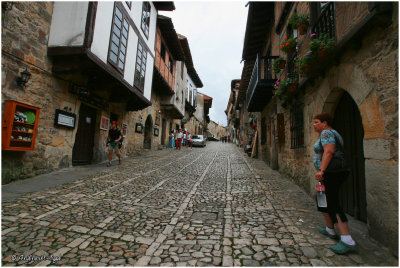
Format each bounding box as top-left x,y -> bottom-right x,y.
313,112 -> 358,254
170,131 -> 174,149
187,132 -> 193,150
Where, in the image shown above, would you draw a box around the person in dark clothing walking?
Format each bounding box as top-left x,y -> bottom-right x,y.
107,121 -> 122,166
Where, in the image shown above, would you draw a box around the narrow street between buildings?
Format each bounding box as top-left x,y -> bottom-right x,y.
2,142 -> 397,266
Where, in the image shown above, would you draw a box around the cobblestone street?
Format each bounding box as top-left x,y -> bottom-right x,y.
2,142 -> 397,266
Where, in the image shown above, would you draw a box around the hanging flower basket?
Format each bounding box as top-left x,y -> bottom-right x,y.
279,36 -> 297,54
279,60 -> 286,69
297,22 -> 309,35
318,47 -> 331,57
289,13 -> 310,36
288,83 -> 298,91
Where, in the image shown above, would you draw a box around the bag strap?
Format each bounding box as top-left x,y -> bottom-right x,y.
319,130 -> 343,152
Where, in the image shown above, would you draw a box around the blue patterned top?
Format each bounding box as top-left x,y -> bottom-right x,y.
313,129 -> 344,170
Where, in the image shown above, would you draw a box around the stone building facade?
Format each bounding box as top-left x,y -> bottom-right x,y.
2,2 -> 64,182
2,2 -> 208,183
239,2 -> 398,254
207,120 -> 226,139
225,79 -> 254,147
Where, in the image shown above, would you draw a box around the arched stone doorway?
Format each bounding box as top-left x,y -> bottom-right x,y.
323,90 -> 367,222
143,115 -> 152,149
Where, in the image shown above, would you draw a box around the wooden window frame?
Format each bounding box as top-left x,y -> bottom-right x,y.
160,42 -> 166,61
181,61 -> 184,80
125,1 -> 132,9
193,88 -> 197,107
108,5 -> 130,74
290,105 -> 304,149
141,2 -> 151,39
134,41 -> 147,92
168,57 -> 173,73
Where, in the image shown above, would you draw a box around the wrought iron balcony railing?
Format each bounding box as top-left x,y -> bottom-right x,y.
246,54 -> 278,112
312,2 -> 336,40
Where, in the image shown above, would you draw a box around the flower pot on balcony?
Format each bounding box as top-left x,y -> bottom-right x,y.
297,22 -> 309,35
288,83 -> 298,91
319,48 -> 331,57
288,47 -> 296,54
279,60 -> 286,69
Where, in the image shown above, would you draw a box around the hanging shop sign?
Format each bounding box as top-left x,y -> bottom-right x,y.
54,109 -> 76,129
70,84 -> 109,110
100,116 -> 110,130
135,123 -> 143,133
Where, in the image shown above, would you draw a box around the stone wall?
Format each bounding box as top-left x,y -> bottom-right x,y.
2,2 -> 64,183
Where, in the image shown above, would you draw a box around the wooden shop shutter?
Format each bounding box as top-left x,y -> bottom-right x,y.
261,117 -> 266,145
277,113 -> 285,144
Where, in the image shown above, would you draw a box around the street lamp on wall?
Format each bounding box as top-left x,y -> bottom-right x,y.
16,69 -> 31,86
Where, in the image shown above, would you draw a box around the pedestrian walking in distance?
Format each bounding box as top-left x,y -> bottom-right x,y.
313,112 -> 358,254
183,131 -> 187,147
107,121 -> 122,167
176,129 -> 183,150
187,132 -> 193,150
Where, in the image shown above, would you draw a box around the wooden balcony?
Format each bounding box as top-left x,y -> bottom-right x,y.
246,55 -> 278,112
312,2 -> 336,40
153,50 -> 175,95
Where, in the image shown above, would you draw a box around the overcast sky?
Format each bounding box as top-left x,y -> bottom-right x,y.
160,1 -> 248,127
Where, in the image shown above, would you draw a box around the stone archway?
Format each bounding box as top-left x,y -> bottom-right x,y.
322,88 -> 367,222
143,115 -> 153,149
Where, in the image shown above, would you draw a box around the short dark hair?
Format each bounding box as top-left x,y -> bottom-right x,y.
314,113 -> 333,126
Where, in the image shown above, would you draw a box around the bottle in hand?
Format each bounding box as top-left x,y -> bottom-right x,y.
316,181 -> 327,208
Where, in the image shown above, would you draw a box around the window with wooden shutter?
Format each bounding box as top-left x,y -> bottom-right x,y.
267,117 -> 271,146
141,2 -> 151,39
108,5 -> 129,73
168,57 -> 173,73
193,89 -> 197,107
134,41 -> 147,92
181,61 -> 184,80
290,105 -> 304,148
261,117 -> 267,145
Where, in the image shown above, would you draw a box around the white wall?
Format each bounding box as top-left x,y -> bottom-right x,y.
124,25 -> 139,88
90,2 -> 114,63
48,2 -> 88,47
144,56 -> 155,100
172,61 -> 187,116
187,75 -> 197,106
194,93 -> 204,122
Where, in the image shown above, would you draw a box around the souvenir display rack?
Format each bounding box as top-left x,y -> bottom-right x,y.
2,100 -> 40,151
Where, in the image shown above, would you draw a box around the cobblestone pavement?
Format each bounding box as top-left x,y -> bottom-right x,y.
2,142 -> 397,266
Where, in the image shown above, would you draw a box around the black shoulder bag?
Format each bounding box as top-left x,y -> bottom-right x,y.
319,130 -> 351,173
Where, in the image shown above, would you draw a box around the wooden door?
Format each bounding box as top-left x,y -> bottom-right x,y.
270,113 -> 279,170
161,118 -> 166,145
333,91 -> 367,222
143,115 -> 152,149
72,104 -> 97,165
